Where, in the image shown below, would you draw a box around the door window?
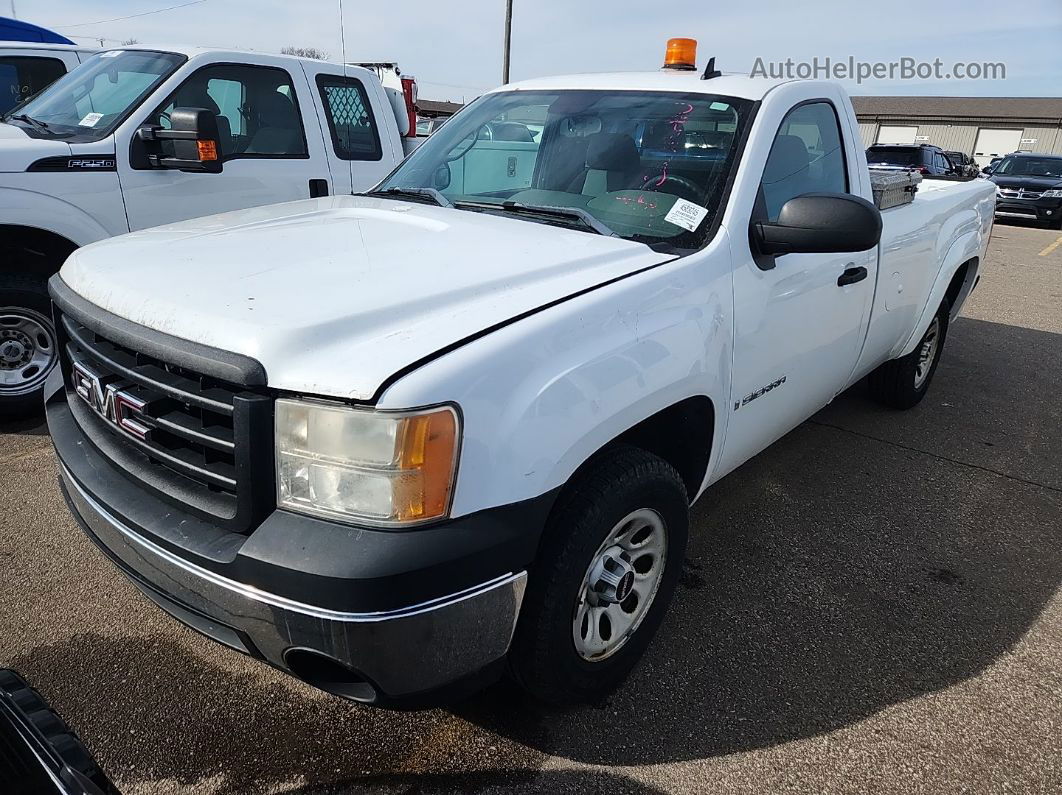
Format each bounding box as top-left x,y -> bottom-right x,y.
315,75 -> 381,160
0,56 -> 66,115
760,101 -> 848,220
151,63 -> 307,159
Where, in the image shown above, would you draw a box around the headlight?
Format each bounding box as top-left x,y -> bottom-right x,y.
275,399 -> 459,527
1042,189 -> 1062,198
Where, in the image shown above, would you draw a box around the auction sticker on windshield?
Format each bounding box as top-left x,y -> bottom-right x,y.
664,198 -> 709,232
78,113 -> 104,127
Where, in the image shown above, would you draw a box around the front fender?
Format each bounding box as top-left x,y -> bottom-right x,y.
379,242 -> 735,518
0,185 -> 117,248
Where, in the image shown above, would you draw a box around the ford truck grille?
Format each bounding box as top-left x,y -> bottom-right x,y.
56,312 -> 274,532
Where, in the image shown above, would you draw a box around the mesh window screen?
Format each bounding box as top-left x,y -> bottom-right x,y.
318,76 -> 382,160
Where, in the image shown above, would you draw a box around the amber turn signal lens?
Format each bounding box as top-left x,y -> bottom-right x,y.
663,37 -> 698,70
396,408 -> 458,521
197,140 -> 218,161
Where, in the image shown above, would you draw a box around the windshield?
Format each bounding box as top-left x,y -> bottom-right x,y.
3,50 -> 185,141
867,147 -> 920,166
379,90 -> 754,249
993,156 -> 1062,178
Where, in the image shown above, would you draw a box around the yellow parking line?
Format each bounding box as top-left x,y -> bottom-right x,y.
1038,236 -> 1062,257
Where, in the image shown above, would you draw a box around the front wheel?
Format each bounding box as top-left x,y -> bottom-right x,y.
0,277 -> 59,417
508,446 -> 689,705
868,299 -> 949,409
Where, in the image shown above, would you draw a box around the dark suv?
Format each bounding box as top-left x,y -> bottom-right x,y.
989,153 -> 1062,227
866,144 -> 955,176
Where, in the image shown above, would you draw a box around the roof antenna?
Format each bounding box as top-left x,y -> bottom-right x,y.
701,57 -> 721,80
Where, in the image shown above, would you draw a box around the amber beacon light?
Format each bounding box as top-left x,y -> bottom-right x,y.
662,38 -> 698,70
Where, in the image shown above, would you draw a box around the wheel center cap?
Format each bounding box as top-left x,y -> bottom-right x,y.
0,339 -> 27,364
590,546 -> 636,604
615,569 -> 635,602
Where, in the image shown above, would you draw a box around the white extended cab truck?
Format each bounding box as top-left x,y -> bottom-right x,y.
46,43 -> 995,707
1,45 -> 418,413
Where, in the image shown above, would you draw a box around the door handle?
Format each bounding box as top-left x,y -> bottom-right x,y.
308,178 -> 329,198
837,266 -> 868,287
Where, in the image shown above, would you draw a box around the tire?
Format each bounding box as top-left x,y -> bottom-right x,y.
868,299 -> 949,410
0,275 -> 59,417
509,445 -> 689,705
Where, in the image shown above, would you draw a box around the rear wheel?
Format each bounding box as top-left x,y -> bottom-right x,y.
0,277 -> 58,417
867,299 -> 949,409
509,446 -> 689,705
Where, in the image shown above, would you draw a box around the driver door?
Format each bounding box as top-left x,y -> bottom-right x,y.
717,98 -> 876,474
117,55 -> 329,231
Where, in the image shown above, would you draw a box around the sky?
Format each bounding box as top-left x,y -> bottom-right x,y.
17,0 -> 1062,101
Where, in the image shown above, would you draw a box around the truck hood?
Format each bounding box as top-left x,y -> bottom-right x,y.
0,122 -> 72,172
61,195 -> 673,400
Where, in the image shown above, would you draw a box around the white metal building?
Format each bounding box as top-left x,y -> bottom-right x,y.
854,96 -> 1062,168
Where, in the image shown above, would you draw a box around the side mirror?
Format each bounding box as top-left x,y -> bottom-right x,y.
981,166 -> 994,175
135,107 -> 222,173
432,163 -> 451,190
753,193 -> 882,256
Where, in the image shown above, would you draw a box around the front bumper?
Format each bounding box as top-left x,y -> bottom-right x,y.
47,374 -> 550,705
994,197 -> 1062,222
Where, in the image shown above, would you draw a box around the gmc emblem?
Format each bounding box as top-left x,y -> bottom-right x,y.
71,359 -> 150,440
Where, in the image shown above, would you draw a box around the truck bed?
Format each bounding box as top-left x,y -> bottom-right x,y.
854,176 -> 995,378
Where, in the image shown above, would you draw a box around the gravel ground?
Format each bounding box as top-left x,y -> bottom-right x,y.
1,221 -> 1060,794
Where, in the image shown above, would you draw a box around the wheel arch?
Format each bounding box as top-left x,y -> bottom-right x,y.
1,224 -> 82,282
899,230 -> 980,357
587,395 -> 716,504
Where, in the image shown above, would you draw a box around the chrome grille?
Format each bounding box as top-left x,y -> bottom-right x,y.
57,312 -> 274,532
998,187 -> 1044,200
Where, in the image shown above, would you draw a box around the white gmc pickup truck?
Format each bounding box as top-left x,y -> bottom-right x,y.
45,44 -> 995,707
1,45 -> 419,413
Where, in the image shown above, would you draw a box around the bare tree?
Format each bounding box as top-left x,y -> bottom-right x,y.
281,46 -> 329,60
120,38 -> 140,46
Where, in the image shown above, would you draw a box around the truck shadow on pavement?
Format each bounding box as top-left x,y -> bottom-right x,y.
7,319 -> 1061,787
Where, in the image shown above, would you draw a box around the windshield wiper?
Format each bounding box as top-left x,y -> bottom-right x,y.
364,187 -> 452,208
455,200 -> 618,237
4,113 -> 52,132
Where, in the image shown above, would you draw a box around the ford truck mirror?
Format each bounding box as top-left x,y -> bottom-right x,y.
134,107 -> 223,174
752,193 -> 882,256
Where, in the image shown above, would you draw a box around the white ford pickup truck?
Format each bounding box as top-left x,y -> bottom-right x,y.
45,42 -> 994,707
1,44 -> 418,413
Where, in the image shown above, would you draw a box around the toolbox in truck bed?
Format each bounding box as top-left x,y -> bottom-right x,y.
869,168 -> 922,210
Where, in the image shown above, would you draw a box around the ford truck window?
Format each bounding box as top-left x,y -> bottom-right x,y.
379,90 -> 754,250
316,74 -> 382,161
2,50 -> 185,141
149,63 -> 308,159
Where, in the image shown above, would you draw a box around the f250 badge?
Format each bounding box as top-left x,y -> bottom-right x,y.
734,375 -> 787,411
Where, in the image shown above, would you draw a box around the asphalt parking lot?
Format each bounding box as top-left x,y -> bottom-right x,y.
1,221 -> 1060,795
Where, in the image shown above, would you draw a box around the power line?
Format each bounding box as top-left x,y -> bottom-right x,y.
56,0 -> 208,29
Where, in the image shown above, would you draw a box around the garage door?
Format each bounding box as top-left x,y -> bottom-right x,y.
973,128 -> 1023,168
876,125 -> 919,145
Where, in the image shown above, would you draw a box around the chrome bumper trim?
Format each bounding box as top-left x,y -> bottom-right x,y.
61,462 -> 523,623
60,463 -> 528,697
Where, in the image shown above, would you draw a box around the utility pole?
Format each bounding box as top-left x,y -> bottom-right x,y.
501,0 -> 513,84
